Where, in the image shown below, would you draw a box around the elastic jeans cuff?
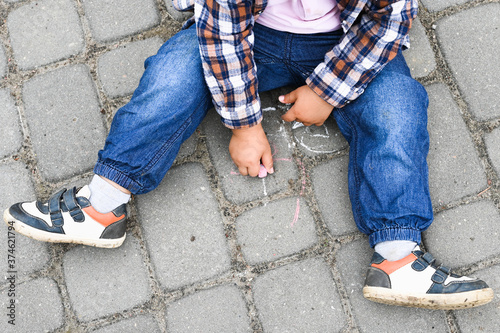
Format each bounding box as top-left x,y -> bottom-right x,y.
93,162 -> 142,194
369,228 -> 421,248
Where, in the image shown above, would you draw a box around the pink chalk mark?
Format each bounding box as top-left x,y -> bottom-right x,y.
291,198 -> 300,228
258,164 -> 268,178
271,143 -> 278,157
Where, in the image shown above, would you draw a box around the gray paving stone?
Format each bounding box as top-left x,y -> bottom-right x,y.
454,264 -> 500,332
23,65 -> 106,182
63,236 -> 151,321
0,278 -> 63,332
253,258 -> 346,332
7,0 -> 84,69
421,0 -> 469,12
0,89 -> 22,158
485,126 -> 500,175
203,106 -> 297,205
166,284 -> 251,332
336,239 -> 447,332
0,162 -> 50,282
403,18 -> 436,78
164,0 -> 193,22
136,163 -> 231,290
94,315 -> 161,333
292,117 -> 347,156
426,84 -> 487,206
236,197 -> 317,264
176,131 -> 197,161
424,200 -> 500,267
82,0 -> 160,43
98,37 -> 164,98
435,4 -> 500,120
312,156 -> 357,236
0,161 -> 35,216
0,45 -> 7,77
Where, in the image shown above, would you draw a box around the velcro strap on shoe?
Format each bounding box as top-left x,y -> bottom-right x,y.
411,252 -> 436,271
63,187 -> 84,222
431,266 -> 450,284
411,258 -> 428,271
438,265 -> 451,275
49,189 -> 66,227
422,252 -> 435,264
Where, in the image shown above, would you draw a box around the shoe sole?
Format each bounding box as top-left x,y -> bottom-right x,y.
363,286 -> 494,310
3,210 -> 125,249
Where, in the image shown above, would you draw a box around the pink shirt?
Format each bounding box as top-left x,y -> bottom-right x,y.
256,0 -> 341,34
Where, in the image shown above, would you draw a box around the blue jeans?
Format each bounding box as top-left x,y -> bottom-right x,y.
94,24 -> 433,247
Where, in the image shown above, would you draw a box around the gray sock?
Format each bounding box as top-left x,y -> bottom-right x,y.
374,240 -> 417,261
88,175 -> 131,214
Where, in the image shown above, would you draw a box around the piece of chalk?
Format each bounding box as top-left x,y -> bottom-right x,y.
258,164 -> 268,178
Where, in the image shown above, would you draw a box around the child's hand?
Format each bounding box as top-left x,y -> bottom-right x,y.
229,123 -> 274,177
280,85 -> 334,126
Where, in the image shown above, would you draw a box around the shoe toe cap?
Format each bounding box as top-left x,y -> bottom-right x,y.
428,278 -> 490,294
8,203 -> 64,234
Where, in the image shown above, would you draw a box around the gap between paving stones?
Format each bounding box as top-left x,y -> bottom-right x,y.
418,0 -> 500,194
418,3 -> 500,331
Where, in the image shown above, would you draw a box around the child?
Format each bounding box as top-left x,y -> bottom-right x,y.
4,0 -> 493,309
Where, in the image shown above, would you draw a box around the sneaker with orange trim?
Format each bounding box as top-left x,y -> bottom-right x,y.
3,186 -> 126,248
363,246 -> 494,309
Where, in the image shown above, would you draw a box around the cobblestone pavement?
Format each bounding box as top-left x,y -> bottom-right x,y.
0,0 -> 499,332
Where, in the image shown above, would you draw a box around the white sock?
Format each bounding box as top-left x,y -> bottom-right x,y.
374,240 -> 417,261
88,175 -> 131,214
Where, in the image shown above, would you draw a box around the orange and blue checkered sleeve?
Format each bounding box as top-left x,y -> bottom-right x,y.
172,0 -> 195,11
306,0 -> 419,109
195,0 -> 262,129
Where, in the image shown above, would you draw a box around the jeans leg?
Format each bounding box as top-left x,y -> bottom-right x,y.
94,26 -> 212,194
95,24 -> 301,195
333,52 -> 433,247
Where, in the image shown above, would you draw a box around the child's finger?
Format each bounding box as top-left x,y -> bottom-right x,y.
279,89 -> 297,104
261,151 -> 274,175
237,166 -> 248,176
248,162 -> 260,177
281,106 -> 297,123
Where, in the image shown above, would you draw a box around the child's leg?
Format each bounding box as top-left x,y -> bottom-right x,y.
335,53 -> 493,310
333,51 -> 433,249
3,26 -> 213,247
94,25 -> 212,195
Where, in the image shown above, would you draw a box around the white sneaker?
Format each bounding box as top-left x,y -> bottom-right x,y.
363,246 -> 494,309
4,186 -> 126,248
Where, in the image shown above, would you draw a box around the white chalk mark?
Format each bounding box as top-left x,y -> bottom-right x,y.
298,140 -> 335,154
292,121 -> 304,129
294,124 -> 334,153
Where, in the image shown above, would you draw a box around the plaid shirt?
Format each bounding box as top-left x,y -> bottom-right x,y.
173,0 -> 418,129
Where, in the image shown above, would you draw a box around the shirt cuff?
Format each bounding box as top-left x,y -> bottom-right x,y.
218,99 -> 263,129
